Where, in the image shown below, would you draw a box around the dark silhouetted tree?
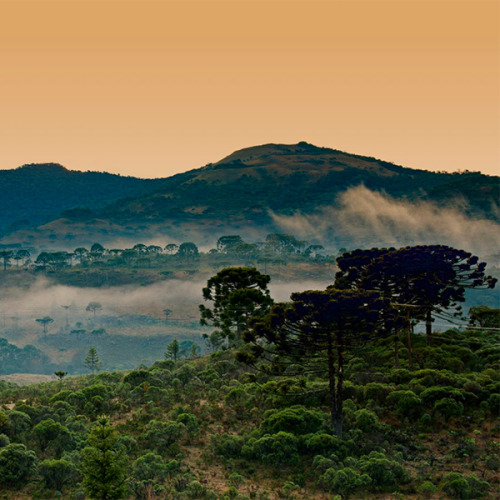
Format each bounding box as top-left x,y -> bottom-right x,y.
240,288 -> 392,436
200,267 -> 273,345
35,316 -> 54,335
86,302 -> 102,318
335,245 -> 496,345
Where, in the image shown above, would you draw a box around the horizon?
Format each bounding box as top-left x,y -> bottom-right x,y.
2,140 -> 499,180
1,0 -> 498,178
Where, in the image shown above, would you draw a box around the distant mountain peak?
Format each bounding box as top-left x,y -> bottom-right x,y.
16,163 -> 69,173
214,142 -> 329,166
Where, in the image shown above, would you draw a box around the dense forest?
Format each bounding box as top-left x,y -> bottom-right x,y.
0,244 -> 498,498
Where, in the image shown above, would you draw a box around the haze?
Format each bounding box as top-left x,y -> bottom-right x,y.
0,0 -> 498,177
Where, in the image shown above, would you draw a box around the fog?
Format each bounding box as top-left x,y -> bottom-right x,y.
0,277 -> 332,333
270,185 -> 500,257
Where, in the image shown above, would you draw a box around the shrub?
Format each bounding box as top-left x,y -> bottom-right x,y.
386,391 -> 422,421
318,467 -> 371,496
260,406 -> 325,436
354,409 -> 380,433
433,398 -> 464,421
0,443 -> 37,485
211,434 -> 244,458
358,451 -> 409,489
303,433 -> 344,456
132,452 -> 170,482
417,480 -> 437,498
242,432 -> 300,467
39,458 -> 78,490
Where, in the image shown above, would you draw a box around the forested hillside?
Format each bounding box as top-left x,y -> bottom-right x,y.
1,143 -> 498,242
0,164 -> 165,233
101,142 -> 499,224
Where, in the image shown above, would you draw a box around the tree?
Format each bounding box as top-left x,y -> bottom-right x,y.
0,250 -> 13,271
81,417 -> 127,499
164,243 -> 178,255
14,249 -> 30,267
217,235 -> 243,254
469,306 -> 500,329
200,267 -> 273,345
335,245 -> 497,345
39,458 -> 77,491
0,443 -> 37,486
165,339 -> 180,362
177,242 -> 199,259
61,304 -> 71,327
35,316 -> 54,335
74,247 -> 89,263
265,233 -> 307,255
85,347 -> 101,374
163,308 -> 172,322
240,288 -> 392,436
86,301 -> 103,318
54,371 -> 67,382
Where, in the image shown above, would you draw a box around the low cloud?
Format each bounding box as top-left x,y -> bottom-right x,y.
270,185 -> 500,257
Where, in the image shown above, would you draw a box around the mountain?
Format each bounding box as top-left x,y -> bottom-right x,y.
101,142 -> 499,223
0,143 -> 498,246
0,163 -> 167,233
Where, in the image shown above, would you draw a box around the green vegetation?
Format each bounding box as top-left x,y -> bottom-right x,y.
0,244 -> 497,498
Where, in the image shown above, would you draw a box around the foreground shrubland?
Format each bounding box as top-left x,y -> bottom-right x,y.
0,325 -> 498,499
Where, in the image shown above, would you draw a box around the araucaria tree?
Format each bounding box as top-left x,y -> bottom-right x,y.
81,417 -> 127,499
35,317 -> 54,336
335,245 -> 497,344
86,302 -> 103,318
85,347 -> 101,374
240,288 -> 392,436
200,267 -> 273,346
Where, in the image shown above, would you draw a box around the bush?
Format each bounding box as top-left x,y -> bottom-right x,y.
0,443 -> 37,485
318,467 -> 371,496
303,433 -> 344,456
439,472 -> 489,499
211,434 -> 244,458
132,452 -> 170,482
417,480 -> 437,498
39,458 -> 78,490
386,391 -> 422,421
433,398 -> 464,421
242,432 -> 300,467
358,451 -> 409,489
260,406 -> 325,436
354,409 -> 380,433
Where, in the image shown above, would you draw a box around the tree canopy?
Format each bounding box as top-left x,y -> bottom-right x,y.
200,267 -> 273,346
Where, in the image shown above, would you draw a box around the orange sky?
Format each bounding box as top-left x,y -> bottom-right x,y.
0,0 -> 498,178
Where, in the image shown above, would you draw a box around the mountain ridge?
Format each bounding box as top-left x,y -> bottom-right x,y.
0,143 -> 498,245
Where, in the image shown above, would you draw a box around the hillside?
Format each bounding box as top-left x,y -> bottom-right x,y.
0,163 -> 167,233
0,327 -> 498,499
101,142 -> 499,224
1,143 -> 498,249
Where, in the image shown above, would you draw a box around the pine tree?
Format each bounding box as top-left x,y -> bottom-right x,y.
81,417 -> 127,499
165,339 -> 179,362
85,347 -> 101,374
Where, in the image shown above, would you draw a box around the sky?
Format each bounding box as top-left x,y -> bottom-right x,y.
0,0 -> 498,178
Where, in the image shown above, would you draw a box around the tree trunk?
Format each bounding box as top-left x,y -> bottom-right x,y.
407,310 -> 414,371
327,336 -> 337,432
335,336 -> 344,438
425,309 -> 433,346
394,330 -> 400,369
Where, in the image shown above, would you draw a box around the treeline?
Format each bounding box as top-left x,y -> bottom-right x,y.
0,233 -> 329,272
